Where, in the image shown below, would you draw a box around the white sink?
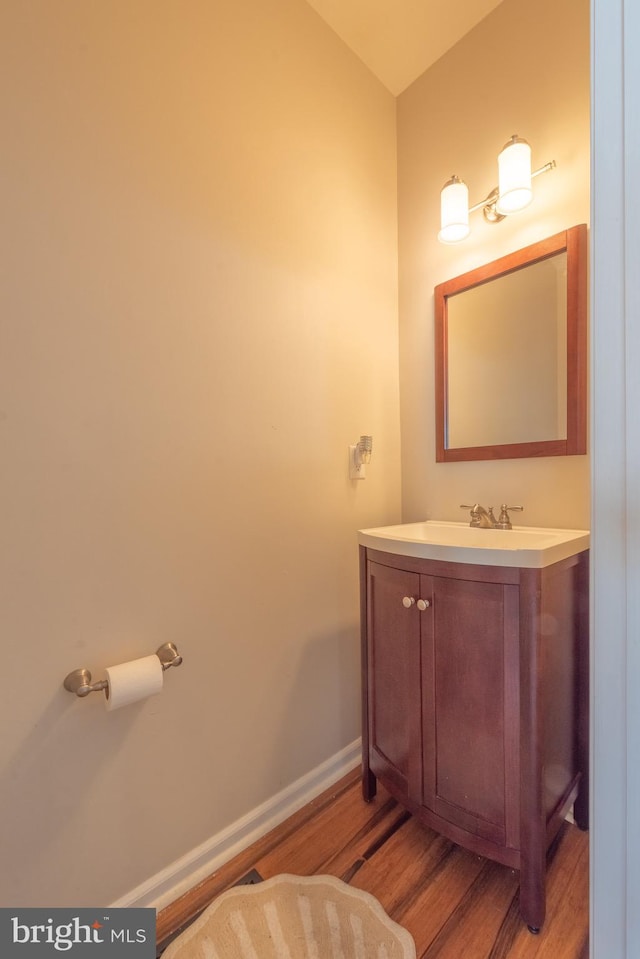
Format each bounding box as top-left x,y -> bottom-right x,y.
358,520 -> 590,569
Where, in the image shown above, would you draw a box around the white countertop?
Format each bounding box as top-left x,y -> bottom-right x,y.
358,520 -> 590,569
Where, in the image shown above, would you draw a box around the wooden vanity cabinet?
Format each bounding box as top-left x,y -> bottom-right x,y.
360,546 -> 589,932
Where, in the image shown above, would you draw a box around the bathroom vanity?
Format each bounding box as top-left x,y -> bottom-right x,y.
358,521 -> 589,932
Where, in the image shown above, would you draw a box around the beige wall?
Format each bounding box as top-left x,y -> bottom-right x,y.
397,0 -> 590,530
0,1 -> 400,906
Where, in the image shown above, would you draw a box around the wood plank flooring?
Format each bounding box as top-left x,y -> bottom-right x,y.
157,768 -> 588,958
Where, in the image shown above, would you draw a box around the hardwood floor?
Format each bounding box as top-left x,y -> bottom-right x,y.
157,768 -> 588,958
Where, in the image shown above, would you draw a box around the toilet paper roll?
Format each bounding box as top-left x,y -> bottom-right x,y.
105,655 -> 163,711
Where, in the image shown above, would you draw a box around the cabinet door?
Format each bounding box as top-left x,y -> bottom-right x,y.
422,575 -> 520,847
367,561 -> 422,800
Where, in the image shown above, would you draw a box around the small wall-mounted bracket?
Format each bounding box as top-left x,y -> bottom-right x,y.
349,435 -> 373,480
63,668 -> 106,698
349,445 -> 366,479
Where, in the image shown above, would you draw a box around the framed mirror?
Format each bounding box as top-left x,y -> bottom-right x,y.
434,224 -> 587,462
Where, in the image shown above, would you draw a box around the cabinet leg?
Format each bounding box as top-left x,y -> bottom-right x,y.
519,861 -> 546,933
574,775 -> 589,831
362,766 -> 377,802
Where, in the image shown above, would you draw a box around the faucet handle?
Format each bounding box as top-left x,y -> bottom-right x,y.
460,504 -> 482,527
497,504 -> 524,529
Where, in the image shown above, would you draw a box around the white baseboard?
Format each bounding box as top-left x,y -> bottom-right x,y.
111,738 -> 362,911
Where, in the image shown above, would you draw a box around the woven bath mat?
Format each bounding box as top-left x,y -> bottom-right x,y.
161,873 -> 416,959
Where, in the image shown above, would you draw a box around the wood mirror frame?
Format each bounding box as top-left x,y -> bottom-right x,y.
434,224 -> 587,462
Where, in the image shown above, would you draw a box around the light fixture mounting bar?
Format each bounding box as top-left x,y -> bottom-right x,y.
468,190 -> 498,215
531,159 -> 556,178
466,160 -> 556,215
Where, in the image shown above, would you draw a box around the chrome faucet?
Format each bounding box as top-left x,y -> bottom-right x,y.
460,503 -> 524,529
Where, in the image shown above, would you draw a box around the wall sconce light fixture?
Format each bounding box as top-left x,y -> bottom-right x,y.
349,435 -> 373,480
438,135 -> 556,244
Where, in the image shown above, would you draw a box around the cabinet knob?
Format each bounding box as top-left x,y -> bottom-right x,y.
402,596 -> 416,608
417,599 -> 431,610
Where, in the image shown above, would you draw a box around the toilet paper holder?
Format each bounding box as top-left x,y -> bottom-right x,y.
63,643 -> 183,698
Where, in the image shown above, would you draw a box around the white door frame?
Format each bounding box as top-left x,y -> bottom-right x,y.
591,0 -> 640,956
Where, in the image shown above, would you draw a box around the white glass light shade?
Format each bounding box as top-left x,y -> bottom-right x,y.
496,136 -> 532,215
438,176 -> 470,244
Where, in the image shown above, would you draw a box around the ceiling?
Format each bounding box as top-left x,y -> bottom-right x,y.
304,0 -> 506,95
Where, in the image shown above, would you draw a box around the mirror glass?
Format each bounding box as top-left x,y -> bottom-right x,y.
434,225 -> 587,462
